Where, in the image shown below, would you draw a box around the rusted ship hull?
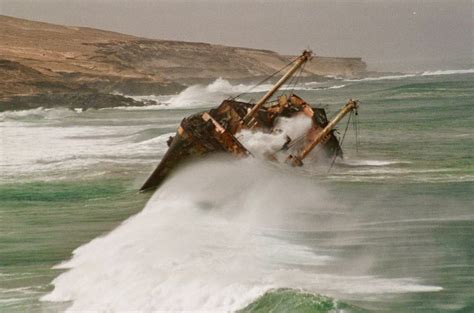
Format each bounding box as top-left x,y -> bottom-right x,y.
140,104 -> 250,191
140,50 -> 357,192
140,96 -> 342,191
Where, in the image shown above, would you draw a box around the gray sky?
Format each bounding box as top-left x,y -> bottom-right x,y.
1,0 -> 472,71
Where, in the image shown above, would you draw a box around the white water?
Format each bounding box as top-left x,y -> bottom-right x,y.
119,78 -> 276,110
237,114 -> 313,158
345,74 -> 417,82
120,78 -> 347,110
0,107 -> 442,185
120,68 -> 474,111
341,160 -> 410,167
0,110 -> 174,181
42,158 -> 442,312
421,69 -> 474,76
346,68 -> 474,82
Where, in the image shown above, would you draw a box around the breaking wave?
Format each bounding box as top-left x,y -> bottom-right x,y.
325,84 -> 346,89
237,114 -> 313,158
42,158 -> 442,312
120,78 -> 275,110
346,74 -> 418,82
0,114 -> 175,182
121,78 -> 346,110
340,159 -> 410,167
346,68 -> 474,82
163,78 -> 258,109
421,69 -> 474,76
0,107 -> 79,122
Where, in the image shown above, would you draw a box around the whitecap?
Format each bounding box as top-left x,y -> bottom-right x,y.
117,78 -> 346,111
341,159 -> 409,167
346,74 -> 417,82
421,69 -> 474,76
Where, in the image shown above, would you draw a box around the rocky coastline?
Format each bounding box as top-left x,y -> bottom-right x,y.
0,15 -> 368,112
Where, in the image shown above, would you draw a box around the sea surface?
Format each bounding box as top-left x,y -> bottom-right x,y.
1,70 -> 473,312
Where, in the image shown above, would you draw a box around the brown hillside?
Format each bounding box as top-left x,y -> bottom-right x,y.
0,15 -> 366,109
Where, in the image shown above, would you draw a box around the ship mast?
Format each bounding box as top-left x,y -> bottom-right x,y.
242,50 -> 312,126
287,99 -> 358,166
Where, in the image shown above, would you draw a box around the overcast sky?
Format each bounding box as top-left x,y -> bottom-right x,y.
1,0 -> 472,71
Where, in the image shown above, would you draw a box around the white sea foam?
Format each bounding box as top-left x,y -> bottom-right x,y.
120,78 -> 275,110
0,107 -> 78,122
117,78 -> 347,110
0,299 -> 23,304
42,158 -> 442,312
341,159 -> 409,167
326,84 -> 346,89
0,115 -> 174,182
346,68 -> 474,82
237,114 -> 313,157
346,74 -> 417,82
421,69 -> 474,76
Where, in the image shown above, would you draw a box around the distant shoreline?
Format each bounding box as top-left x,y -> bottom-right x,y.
0,15 -> 369,111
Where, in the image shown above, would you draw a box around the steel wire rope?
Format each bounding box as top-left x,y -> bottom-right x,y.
230,57 -> 300,101
327,110 -> 354,173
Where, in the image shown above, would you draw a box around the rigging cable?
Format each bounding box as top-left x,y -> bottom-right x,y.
327,110 -> 353,173
230,56 -> 300,101
289,59 -> 307,95
275,57 -> 307,100
353,106 -> 359,153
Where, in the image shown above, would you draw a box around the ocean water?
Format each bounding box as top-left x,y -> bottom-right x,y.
0,71 -> 473,312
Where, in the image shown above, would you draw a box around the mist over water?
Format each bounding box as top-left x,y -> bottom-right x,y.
41,158 -> 441,312
1,71 -> 473,312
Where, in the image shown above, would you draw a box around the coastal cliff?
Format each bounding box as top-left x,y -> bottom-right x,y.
0,15 -> 367,111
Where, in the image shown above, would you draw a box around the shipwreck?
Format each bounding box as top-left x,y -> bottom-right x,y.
140,50 -> 358,191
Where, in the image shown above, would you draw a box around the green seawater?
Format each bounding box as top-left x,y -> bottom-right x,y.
0,179 -> 151,311
238,289 -> 367,313
0,73 -> 473,312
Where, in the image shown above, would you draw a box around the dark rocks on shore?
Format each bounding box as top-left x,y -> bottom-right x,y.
0,92 -> 155,112
0,58 -> 186,112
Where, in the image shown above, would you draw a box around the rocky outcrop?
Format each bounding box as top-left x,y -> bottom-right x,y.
0,92 -> 146,112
